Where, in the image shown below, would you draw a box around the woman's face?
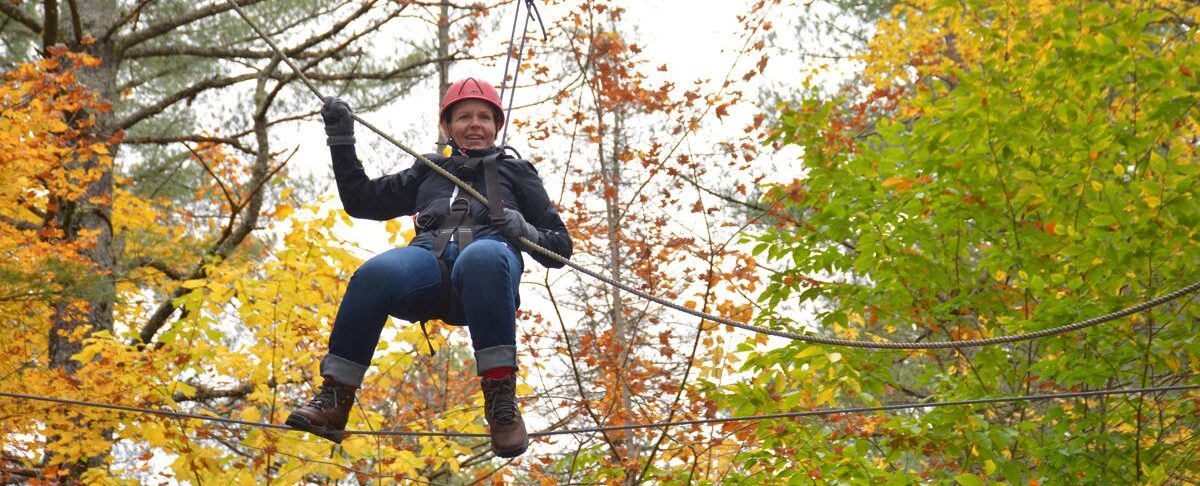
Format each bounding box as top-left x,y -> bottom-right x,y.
443,99 -> 498,150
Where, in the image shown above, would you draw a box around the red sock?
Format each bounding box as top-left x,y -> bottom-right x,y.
483,366 -> 515,379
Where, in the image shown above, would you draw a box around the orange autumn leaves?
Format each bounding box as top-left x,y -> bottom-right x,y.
1,47 -> 491,482
0,49 -> 113,305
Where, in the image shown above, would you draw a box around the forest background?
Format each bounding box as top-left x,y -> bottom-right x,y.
2,0 -> 1200,484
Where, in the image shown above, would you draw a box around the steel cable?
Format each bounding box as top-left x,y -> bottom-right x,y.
3,385 -> 1197,439
523,242 -> 1200,349
497,0 -> 546,147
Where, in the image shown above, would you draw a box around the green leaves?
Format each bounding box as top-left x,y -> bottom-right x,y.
719,0 -> 1200,483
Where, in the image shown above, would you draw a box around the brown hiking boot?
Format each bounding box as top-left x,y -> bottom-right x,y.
481,374 -> 528,457
285,377 -> 356,443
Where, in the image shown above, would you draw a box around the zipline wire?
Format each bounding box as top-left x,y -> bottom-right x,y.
3,385 -> 1197,439
525,249 -> 1200,349
222,0 -> 1200,350
497,0 -> 547,148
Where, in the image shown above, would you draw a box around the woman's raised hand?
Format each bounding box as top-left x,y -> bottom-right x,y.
321,97 -> 356,146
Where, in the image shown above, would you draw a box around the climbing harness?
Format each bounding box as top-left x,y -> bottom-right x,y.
416,152 -> 511,354
224,0 -> 1200,351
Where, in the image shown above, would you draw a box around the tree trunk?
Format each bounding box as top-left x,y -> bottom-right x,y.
599,109 -> 640,481
436,0 -> 450,148
49,0 -> 120,371
45,0 -> 120,478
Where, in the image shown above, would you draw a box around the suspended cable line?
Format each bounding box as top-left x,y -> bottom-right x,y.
497,0 -> 547,148
521,244 -> 1200,348
221,0 -> 1200,349
3,385 -> 1197,440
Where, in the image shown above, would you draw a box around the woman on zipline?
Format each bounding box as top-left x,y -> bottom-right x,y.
285,78 -> 573,458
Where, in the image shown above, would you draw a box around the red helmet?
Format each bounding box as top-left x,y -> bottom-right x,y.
440,77 -> 504,127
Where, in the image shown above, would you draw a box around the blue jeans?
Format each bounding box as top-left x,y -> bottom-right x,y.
320,235 -> 523,386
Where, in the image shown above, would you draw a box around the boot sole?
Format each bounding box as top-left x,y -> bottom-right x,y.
285,413 -> 345,444
493,440 -> 529,458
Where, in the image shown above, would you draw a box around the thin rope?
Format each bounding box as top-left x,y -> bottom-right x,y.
222,0 -> 1200,349
499,8 -> 530,148
525,0 -> 549,39
2,385 -> 1196,439
497,0 -> 522,105
523,233 -> 1200,349
498,0 -> 546,148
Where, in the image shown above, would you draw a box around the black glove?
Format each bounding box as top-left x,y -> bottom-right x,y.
321,97 -> 355,146
500,208 -> 538,243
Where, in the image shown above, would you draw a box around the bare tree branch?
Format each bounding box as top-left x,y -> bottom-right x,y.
545,275 -> 627,464
118,0 -> 269,50
232,0 -> 352,47
0,2 -> 42,33
101,0 -> 155,43
117,53 -> 447,131
403,0 -> 489,8
182,141 -> 238,211
259,0 -> 385,107
65,0 -> 82,44
136,79 -> 296,344
298,54 -> 456,81
116,72 -> 258,131
42,0 -> 58,49
219,148 -> 294,248
124,44 -> 358,60
171,382 -> 254,402
128,257 -> 186,280
125,0 -> 367,61
242,111 -> 316,133
273,0 -> 379,61
0,215 -> 39,232
116,64 -> 187,94
261,0 -> 415,106
122,134 -> 254,155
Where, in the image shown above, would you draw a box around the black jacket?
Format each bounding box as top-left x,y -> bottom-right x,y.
330,144 -> 573,268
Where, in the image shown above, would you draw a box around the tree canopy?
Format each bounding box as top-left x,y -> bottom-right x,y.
2,0 -> 1199,484
725,0 -> 1200,483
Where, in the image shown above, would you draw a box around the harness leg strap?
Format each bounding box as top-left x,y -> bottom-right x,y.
427,197 -> 474,324
482,155 -> 507,226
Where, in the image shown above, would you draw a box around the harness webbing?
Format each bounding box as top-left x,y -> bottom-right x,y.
482,155 -> 507,226
418,153 -> 512,351
431,197 -> 473,259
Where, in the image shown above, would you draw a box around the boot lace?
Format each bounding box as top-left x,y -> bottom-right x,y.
308,382 -> 347,411
485,378 -> 520,425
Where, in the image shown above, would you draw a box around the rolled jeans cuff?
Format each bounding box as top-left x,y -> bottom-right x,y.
475,345 -> 517,376
320,353 -> 368,388
326,135 -> 356,146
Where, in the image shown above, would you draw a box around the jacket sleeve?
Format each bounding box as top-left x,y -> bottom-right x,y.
510,159 -> 573,268
330,145 -> 427,221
